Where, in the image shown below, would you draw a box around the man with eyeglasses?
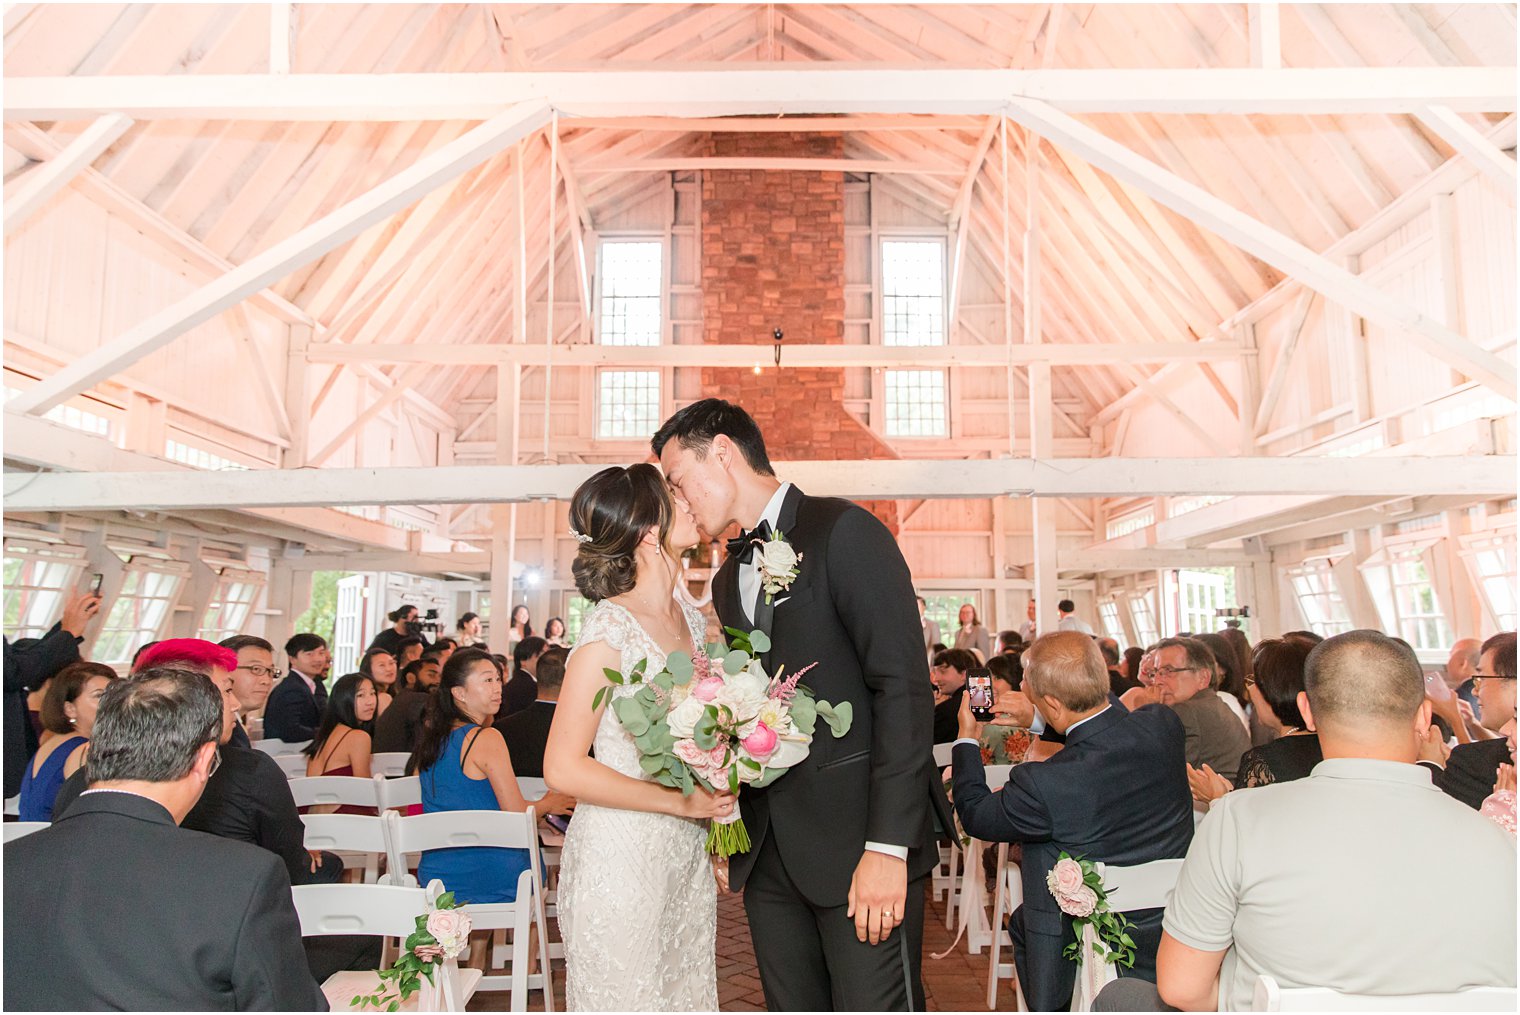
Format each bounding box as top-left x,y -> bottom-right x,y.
1424,632 -> 1517,810
1150,637 -> 1251,782
219,635 -> 278,750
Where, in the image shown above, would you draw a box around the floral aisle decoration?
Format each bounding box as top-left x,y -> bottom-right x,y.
1046,853 -> 1137,969
352,892 -> 472,1011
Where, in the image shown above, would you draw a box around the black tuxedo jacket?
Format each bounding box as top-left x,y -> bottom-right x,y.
713,485 -> 951,906
4,790 -> 326,1011
3,624 -> 81,796
500,700 -> 556,779
952,704 -> 1195,1011
504,668 -> 538,719
1426,738 -> 1510,810
54,744 -> 324,888
263,671 -> 326,742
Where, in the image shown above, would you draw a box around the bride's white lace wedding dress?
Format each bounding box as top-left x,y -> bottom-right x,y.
557,599 -> 718,1012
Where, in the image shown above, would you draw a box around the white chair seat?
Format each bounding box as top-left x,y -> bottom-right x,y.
322,967 -> 484,1013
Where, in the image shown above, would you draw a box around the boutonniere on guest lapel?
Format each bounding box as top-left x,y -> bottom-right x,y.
755,529 -> 802,605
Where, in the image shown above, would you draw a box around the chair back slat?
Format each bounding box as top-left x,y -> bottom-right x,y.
1095,858 -> 1184,912
372,752 -> 410,778
288,775 -> 381,809
387,808 -> 539,853
302,813 -> 388,853
931,743 -> 954,768
984,764 -> 1014,790
272,753 -> 311,779
257,739 -> 310,756
516,776 -> 548,800
2,822 -> 48,843
291,882 -> 428,937
375,774 -> 422,811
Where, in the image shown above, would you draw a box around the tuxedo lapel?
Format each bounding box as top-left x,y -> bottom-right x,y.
755,485 -> 805,668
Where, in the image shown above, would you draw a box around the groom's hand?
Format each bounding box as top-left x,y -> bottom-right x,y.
847,851 -> 907,945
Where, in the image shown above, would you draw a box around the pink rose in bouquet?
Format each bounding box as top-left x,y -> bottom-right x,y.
1048,856 -> 1085,899
741,722 -> 779,761
673,739 -> 709,769
691,676 -> 726,703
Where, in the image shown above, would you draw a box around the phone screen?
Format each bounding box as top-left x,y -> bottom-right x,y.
89,573 -> 104,596
967,671 -> 995,720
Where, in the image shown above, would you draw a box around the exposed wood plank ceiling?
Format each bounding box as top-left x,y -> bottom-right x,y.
4,3 -> 1515,418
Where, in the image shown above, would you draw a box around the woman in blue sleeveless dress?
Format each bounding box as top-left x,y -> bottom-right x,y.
19,662 -> 117,821
411,648 -> 574,904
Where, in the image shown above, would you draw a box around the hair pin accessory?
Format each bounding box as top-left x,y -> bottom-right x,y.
570,526 -> 593,544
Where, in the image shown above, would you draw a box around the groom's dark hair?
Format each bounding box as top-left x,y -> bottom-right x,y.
651,398 -> 776,477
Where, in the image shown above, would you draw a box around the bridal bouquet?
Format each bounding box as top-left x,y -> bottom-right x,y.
595,627 -> 852,856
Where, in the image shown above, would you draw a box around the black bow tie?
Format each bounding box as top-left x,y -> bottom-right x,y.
726,520 -> 773,564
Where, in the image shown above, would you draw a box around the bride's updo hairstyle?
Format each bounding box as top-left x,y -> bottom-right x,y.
570,463 -> 673,602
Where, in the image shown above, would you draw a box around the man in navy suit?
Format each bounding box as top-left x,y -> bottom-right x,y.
952,632 -> 1194,1011
262,633 -> 330,743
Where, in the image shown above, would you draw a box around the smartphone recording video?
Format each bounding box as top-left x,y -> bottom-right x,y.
967,668 -> 995,722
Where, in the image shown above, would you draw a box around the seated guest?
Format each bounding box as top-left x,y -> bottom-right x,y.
998,629 -> 1023,656
305,674 -> 376,781
397,635 -> 426,670
1446,637 -> 1484,712
264,633 -> 331,743
1426,632 -> 1516,809
500,647 -> 566,779
930,648 -> 977,744
1121,647 -> 1145,686
977,655 -> 1036,765
1196,632 -> 1250,732
505,636 -> 547,718
4,590 -> 96,798
219,635 -> 277,749
456,611 -> 485,648
1098,630 -> 1516,1013
18,662 -> 115,821
369,605 -> 427,657
374,658 -> 438,756
1479,719 -> 1515,836
1151,637 -> 1251,782
4,667 -> 326,1010
412,649 -> 572,906
432,637 -> 458,666
1099,637 -> 1138,696
55,639 -> 345,887
952,633 -> 1193,1011
359,646 -> 399,717
543,617 -> 570,649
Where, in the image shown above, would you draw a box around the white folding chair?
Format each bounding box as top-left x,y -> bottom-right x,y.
3,795 -> 19,817
256,738 -> 310,756
515,776 -> 548,799
384,809 -> 555,1012
932,742 -> 955,767
303,814 -> 389,884
946,764 -> 1013,942
373,752 -> 411,778
1253,975 -> 1515,1012
513,777 -> 565,964
376,773 -> 422,812
985,841 -> 1028,1011
292,879 -> 481,1012
931,743 -> 958,908
3,822 -> 48,843
272,753 -> 311,779
288,776 -> 381,810
1069,859 -> 1184,1012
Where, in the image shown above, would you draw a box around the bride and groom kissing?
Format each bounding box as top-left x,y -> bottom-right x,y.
541,398 -> 952,1011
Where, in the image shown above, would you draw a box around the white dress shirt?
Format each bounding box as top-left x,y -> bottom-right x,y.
737,482 -> 905,863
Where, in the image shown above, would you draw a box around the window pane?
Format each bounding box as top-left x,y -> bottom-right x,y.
884,370 -> 946,437
598,371 -> 661,439
599,241 -> 662,347
881,240 -> 945,346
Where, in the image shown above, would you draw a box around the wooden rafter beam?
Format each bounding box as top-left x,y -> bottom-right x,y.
6,455 -> 1511,511
5,68 -> 1514,121
1415,105 -> 1518,189
6,101 -> 552,418
1004,97 -> 1517,399
2,114 -> 132,234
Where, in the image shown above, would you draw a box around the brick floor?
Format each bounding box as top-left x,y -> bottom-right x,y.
472,873 -> 1020,1012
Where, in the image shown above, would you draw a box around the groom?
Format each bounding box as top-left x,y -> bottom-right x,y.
654,399 -> 950,1011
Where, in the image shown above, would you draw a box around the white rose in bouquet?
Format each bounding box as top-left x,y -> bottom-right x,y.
666,695 -> 707,739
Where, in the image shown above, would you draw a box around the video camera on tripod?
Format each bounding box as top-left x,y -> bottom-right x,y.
408,608 -> 444,637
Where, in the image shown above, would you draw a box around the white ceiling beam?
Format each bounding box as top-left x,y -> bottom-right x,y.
2,113 -> 132,235
268,3 -> 294,75
6,100 -> 553,418
1059,548 -> 1263,570
5,68 -> 1514,121
1004,97 -> 1518,400
303,341 -> 1249,368
1415,104 -> 1518,189
576,157 -> 958,176
1248,4 -> 1282,70
6,455 -> 1511,512
564,115 -> 985,132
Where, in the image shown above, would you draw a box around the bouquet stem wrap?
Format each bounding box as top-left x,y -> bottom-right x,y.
707,808 -> 750,858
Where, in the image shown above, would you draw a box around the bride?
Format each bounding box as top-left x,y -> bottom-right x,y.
544,463 -> 735,1011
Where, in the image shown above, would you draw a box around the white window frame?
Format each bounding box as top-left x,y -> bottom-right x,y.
1457,527 -> 1517,633
883,368 -> 948,438
1177,569 -> 1232,636
94,557 -> 191,666
594,236 -> 665,348
1098,599 -> 1128,650
1358,538 -> 1454,653
2,539 -> 88,641
1126,588 -> 1160,646
595,369 -> 662,440
920,591 -> 982,649
1286,557 -> 1356,637
878,236 -> 948,347
563,591 -> 594,643
196,565 -> 267,643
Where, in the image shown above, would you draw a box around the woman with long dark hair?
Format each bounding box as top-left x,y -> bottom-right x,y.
359,647 -> 398,717
305,674 -> 376,780
508,605 -> 533,644
543,616 -> 569,649
410,648 -> 573,906
456,611 -> 485,647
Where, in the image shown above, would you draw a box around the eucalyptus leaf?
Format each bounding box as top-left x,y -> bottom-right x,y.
613,697 -> 651,736
821,700 -> 853,737
723,649 -> 749,675
790,695 -> 818,735
748,630 -> 771,653
639,753 -> 665,775
665,652 -> 694,680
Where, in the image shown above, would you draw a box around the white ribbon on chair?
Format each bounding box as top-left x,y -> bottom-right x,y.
1069,922 -> 1119,1012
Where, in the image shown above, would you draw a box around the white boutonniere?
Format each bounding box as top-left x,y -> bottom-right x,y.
755,529 -> 802,605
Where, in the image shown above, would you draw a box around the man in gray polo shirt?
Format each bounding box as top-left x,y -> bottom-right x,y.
1096,630 -> 1515,1012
